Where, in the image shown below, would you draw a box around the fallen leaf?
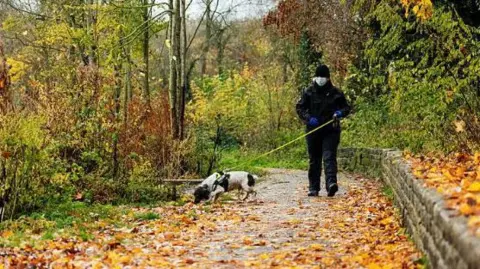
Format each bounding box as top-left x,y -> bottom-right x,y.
367,263 -> 382,269
459,203 -> 474,215
243,237 -> 254,245
454,120 -> 466,133
467,182 -> 480,192
1,230 -> 13,238
184,258 -> 195,264
74,192 -> 83,201
309,244 -> 323,251
1,151 -> 11,159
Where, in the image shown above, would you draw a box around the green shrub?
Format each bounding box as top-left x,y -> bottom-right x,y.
343,2 -> 480,153
121,159 -> 171,204
0,113 -> 59,220
188,65 -> 304,174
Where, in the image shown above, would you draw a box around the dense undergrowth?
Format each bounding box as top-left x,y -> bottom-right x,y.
0,2 -> 184,220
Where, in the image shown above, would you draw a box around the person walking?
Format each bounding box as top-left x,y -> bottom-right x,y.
296,64 -> 351,197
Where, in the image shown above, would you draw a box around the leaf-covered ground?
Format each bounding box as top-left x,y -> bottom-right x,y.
0,169 -> 423,268
407,152 -> 480,236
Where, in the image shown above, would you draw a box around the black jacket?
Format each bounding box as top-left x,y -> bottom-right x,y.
296,81 -> 351,126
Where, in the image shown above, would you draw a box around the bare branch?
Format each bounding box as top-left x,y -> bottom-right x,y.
4,0 -> 48,19
120,10 -> 171,44
4,34 -> 65,52
186,6 -> 208,52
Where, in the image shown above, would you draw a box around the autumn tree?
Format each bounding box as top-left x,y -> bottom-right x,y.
264,0 -> 367,83
142,0 -> 152,106
199,0 -> 214,75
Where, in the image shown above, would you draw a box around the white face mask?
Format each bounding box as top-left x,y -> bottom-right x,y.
313,77 -> 328,87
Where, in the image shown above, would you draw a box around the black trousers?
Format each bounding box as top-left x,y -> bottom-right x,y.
306,128 -> 340,192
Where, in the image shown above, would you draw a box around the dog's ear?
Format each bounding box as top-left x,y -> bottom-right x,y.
217,171 -> 224,176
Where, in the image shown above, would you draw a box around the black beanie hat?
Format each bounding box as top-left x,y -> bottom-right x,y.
315,64 -> 330,78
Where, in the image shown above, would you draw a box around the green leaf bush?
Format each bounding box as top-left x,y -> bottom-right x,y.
343,2 -> 480,153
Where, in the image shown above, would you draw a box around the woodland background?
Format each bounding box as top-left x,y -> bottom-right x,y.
0,0 -> 479,221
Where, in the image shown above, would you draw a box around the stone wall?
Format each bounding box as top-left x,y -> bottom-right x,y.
338,148 -> 480,269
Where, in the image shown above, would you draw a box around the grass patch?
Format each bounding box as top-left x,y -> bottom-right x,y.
134,211 -> 160,221
0,201 -> 133,247
41,230 -> 55,240
219,193 -> 236,202
382,186 -> 394,201
414,255 -> 429,268
0,192 -> 195,247
78,227 -> 95,241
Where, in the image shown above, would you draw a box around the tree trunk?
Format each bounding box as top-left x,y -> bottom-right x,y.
112,60 -> 122,180
121,5 -> 132,127
207,122 -> 221,176
123,48 -> 132,126
142,0 -> 151,106
174,0 -> 182,139
199,0 -> 212,75
215,28 -> 229,75
87,0 -> 98,66
113,6 -> 126,181
0,153 -> 9,222
169,0 -> 179,138
179,0 -> 187,139
0,36 -> 11,114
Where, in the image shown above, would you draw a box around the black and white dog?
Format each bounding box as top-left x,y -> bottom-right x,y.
193,171 -> 258,204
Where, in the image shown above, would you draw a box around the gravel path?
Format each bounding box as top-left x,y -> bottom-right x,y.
185,169 -> 423,268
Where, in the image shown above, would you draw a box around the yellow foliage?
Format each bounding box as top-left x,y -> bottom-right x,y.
254,38 -> 272,55
6,58 -> 28,83
51,173 -> 70,185
0,113 -> 46,149
188,65 -> 299,147
38,22 -> 79,46
467,182 -> 480,192
400,0 -> 433,21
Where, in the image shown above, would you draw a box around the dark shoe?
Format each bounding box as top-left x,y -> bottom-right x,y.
327,183 -> 338,197
308,191 -> 319,197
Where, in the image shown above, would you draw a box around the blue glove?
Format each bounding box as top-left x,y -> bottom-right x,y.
333,111 -> 343,119
307,117 -> 319,127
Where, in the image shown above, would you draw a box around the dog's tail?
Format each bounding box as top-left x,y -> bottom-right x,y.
247,174 -> 257,187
